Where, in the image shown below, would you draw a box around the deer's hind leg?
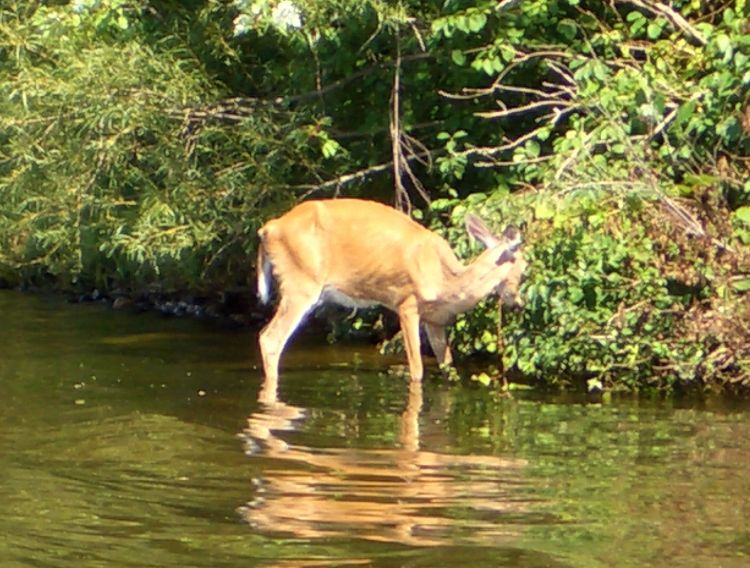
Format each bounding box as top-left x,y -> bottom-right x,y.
259,282 -> 321,386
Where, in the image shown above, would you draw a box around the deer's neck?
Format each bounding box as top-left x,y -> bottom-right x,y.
422,246 -> 512,323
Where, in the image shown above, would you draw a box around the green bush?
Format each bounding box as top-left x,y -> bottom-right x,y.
432,186 -> 750,392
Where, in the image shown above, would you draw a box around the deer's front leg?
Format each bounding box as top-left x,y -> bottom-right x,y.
398,296 -> 424,381
424,322 -> 453,367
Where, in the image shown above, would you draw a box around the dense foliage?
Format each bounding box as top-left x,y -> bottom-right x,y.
0,0 -> 748,390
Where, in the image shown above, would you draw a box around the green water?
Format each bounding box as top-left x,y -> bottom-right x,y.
1,290 -> 749,567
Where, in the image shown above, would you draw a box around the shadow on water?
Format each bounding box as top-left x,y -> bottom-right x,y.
3,291 -> 750,567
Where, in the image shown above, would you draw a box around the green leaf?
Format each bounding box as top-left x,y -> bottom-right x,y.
569,286 -> 584,303
735,206 -> 750,226
451,49 -> 466,66
558,19 -> 577,41
526,140 -> 541,158
627,11 -> 646,35
626,11 -> 644,22
499,45 -> 516,62
731,278 -> 750,292
716,33 -> 732,55
653,93 -> 666,115
696,23 -> 715,41
467,12 -> 487,33
321,138 -> 341,158
716,116 -> 740,141
735,52 -> 748,70
647,22 -> 662,40
454,15 -> 469,33
534,200 -> 556,220
592,60 -> 608,81
674,99 -> 697,127
471,372 -> 492,387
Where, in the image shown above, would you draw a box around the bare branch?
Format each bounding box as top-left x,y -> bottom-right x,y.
390,28 -> 410,213
409,21 -> 426,52
400,151 -> 430,205
457,108 -> 574,160
290,148 -> 438,198
617,0 -> 707,46
475,154 -> 554,168
637,90 -> 705,141
554,129 -> 594,181
401,133 -> 433,168
492,84 -> 570,98
476,99 -> 575,119
297,162 -> 394,197
439,50 -> 574,100
330,120 -> 442,141
546,59 -> 577,86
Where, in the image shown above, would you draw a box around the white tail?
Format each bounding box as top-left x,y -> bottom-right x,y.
256,198 -> 527,385
256,244 -> 273,305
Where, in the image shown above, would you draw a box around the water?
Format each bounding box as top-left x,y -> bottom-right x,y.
1,290 -> 749,567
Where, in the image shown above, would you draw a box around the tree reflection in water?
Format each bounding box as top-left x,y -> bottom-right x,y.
239,375 -> 528,546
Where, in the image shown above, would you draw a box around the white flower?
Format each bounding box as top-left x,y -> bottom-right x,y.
271,0 -> 302,31
233,14 -> 253,36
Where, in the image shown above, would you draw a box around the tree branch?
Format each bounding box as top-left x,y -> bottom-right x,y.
618,0 -> 707,46
390,27 -> 409,212
476,99 -> 575,119
456,108 -> 574,161
439,50 -> 574,101
289,148 -> 439,198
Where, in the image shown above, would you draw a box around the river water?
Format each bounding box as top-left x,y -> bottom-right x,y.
1,290 -> 749,567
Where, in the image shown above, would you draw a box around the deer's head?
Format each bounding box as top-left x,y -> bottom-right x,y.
465,216 -> 528,310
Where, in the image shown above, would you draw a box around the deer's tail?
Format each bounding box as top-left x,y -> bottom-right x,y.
256,230 -> 273,305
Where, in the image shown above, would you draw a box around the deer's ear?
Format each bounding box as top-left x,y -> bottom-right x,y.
465,214 -> 501,249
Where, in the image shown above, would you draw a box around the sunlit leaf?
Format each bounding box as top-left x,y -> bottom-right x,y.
735,206 -> 750,226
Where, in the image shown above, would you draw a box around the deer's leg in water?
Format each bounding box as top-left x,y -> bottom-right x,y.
259,287 -> 319,383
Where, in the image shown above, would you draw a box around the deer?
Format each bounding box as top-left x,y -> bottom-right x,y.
256,198 -> 527,390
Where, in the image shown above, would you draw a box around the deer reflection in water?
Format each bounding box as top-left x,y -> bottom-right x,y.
239,376 -> 529,547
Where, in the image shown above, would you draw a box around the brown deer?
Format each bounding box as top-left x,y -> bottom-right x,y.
256,198 -> 526,388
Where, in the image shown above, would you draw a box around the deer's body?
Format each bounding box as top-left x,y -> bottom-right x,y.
257,198 -> 526,388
